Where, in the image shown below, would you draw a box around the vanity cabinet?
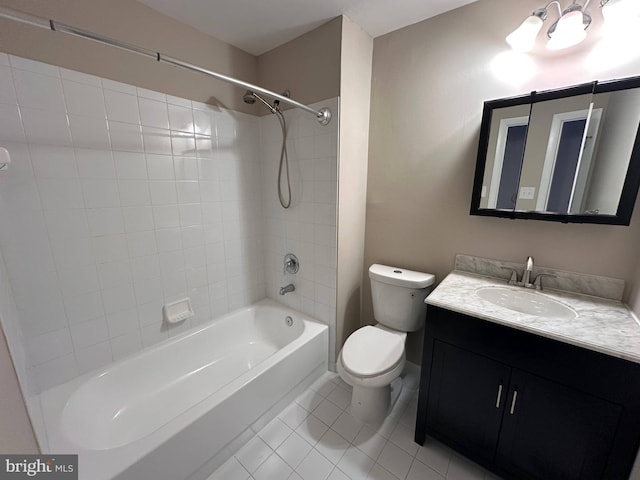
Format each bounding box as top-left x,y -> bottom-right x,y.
416,306 -> 640,480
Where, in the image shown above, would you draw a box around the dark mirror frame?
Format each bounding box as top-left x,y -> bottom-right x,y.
470,76 -> 640,225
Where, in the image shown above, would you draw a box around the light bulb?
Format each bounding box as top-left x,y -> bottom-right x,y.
547,10 -> 587,50
602,0 -> 640,29
506,15 -> 544,52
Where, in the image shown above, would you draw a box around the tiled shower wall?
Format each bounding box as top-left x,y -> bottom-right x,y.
0,53 -> 266,393
259,99 -> 339,367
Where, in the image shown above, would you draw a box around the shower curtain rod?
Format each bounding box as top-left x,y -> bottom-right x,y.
0,6 -> 332,125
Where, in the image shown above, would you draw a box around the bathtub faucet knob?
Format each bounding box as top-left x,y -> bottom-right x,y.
284,253 -> 299,275
279,284 -> 295,295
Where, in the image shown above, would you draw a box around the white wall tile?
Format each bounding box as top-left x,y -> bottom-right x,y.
142,126 -> 172,154
123,206 -> 155,232
82,179 -> 120,208
69,317 -> 109,349
0,65 -> 17,104
76,149 -> 116,179
30,145 -> 77,179
26,329 -> 73,366
118,180 -> 151,206
110,329 -> 142,360
57,265 -> 100,297
68,116 -> 110,149
60,68 -> 101,87
0,104 -> 25,142
87,208 -> 125,236
147,154 -> 175,180
75,341 -> 112,374
114,152 -> 147,179
62,80 -> 106,118
64,291 -> 105,324
92,234 -> 128,263
20,108 -> 71,146
104,90 -> 140,124
13,70 -> 65,112
0,55 -> 281,393
108,121 -> 143,152
138,97 -> 169,129
9,55 -> 59,76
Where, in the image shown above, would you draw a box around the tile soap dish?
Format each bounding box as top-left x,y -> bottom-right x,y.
163,297 -> 194,324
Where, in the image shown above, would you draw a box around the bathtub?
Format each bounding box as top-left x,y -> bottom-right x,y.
40,299 -> 328,480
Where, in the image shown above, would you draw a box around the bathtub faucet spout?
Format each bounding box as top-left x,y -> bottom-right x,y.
279,284 -> 295,295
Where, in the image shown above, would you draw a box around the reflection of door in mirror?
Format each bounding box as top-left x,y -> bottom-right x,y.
490,118 -> 528,209
480,104 -> 532,210
536,106 -> 603,214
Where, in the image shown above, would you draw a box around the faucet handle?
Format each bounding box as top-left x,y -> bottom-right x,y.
500,266 -> 519,285
533,273 -> 556,291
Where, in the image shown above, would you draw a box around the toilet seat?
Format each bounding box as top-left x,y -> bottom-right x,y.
341,326 -> 405,378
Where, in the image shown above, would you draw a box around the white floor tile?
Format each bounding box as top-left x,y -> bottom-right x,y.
367,464 -> 400,480
312,398 -> 343,426
280,403 -> 311,430
208,372 -> 502,480
353,426 -> 387,461
235,436 -> 273,474
337,446 -> 375,480
277,431 -> 313,469
406,459 -> 445,480
296,414 -> 330,446
327,467 -> 351,480
389,422 -> 419,456
377,441 -> 413,480
416,438 -> 452,476
207,456 -> 250,480
296,449 -> 334,480
258,417 -> 294,450
326,384 -> 351,409
297,388 -> 325,412
253,452 -> 293,480
332,412 -> 364,443
316,428 -> 350,464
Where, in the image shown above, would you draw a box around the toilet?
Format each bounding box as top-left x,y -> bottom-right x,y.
337,264 -> 435,424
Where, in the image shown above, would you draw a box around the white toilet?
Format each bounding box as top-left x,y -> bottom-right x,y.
337,264 -> 435,424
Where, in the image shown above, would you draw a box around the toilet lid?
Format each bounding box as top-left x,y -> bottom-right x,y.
341,326 -> 405,377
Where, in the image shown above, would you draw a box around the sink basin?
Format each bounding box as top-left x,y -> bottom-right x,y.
475,287 -> 577,320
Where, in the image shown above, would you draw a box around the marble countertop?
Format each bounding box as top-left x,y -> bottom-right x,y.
426,271 -> 640,364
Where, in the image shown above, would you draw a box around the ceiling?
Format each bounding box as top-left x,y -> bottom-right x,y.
138,0 -> 478,56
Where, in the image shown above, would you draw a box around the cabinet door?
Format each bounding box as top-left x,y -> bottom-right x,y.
426,341 -> 511,463
496,370 -> 622,480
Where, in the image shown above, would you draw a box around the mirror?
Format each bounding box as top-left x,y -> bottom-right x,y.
471,77 -> 640,225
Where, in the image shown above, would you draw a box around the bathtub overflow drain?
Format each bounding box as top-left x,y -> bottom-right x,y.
285,316 -> 293,326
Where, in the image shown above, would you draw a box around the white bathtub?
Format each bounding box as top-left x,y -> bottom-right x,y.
41,299 -> 328,480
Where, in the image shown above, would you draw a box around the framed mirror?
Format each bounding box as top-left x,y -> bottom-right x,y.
470,77 -> 640,225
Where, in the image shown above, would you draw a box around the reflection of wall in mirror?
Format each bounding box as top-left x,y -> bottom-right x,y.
583,89 -> 640,215
480,103 -> 531,209
515,94 -> 601,212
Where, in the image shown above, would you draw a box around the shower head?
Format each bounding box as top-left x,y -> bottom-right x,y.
242,90 -> 256,105
242,90 -> 277,114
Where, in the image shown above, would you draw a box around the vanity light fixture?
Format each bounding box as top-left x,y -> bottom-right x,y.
506,0 -> 592,52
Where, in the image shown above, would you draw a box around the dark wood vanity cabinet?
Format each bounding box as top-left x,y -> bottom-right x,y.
416,306 -> 640,480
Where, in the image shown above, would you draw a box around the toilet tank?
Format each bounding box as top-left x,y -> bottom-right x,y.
369,264 -> 435,332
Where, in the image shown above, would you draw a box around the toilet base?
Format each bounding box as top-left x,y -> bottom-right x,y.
350,377 -> 403,424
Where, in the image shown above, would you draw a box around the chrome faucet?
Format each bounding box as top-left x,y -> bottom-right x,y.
279,284 -> 295,295
522,256 -> 534,288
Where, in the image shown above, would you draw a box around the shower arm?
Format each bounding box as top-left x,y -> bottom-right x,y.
0,6 -> 332,125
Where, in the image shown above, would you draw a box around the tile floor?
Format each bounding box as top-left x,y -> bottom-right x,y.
208,371 -> 501,480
